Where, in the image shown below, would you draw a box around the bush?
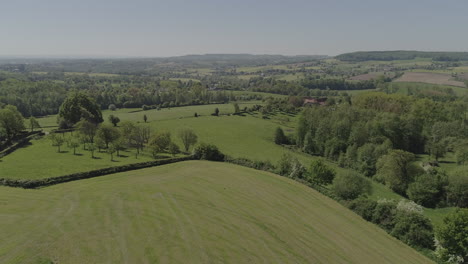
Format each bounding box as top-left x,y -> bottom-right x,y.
446,170 -> 468,208
192,143 -> 224,161
308,159 -> 336,185
332,172 -> 372,200
391,210 -> 434,249
372,199 -> 397,231
407,170 -> 448,208
348,198 -> 378,221
435,209 -> 468,263
274,127 -> 288,145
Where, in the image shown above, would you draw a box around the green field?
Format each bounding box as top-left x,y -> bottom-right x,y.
0,161 -> 432,264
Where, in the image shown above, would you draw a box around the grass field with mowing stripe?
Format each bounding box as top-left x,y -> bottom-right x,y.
0,161 -> 432,264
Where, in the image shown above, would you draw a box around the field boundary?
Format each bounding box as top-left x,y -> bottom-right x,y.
0,131 -> 45,158
0,155 -> 194,189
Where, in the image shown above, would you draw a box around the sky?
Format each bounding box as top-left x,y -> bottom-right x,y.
1,0 -> 467,57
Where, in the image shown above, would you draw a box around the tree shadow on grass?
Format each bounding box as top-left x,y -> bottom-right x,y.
91,156 -> 102,160
73,153 -> 84,156
58,150 -> 69,154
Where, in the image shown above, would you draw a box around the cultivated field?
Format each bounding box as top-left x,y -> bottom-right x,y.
394,72 -> 466,87
0,161 -> 432,264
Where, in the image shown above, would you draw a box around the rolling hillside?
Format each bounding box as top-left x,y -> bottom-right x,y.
0,161 -> 432,263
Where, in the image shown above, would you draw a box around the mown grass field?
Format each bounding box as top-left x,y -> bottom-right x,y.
0,161 -> 432,264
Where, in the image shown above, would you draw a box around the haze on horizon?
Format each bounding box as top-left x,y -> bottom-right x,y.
1,0 -> 468,58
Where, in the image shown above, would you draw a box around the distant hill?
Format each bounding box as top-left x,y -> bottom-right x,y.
0,54 -> 328,74
336,50 -> 468,62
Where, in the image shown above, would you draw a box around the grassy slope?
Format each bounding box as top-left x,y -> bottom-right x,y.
0,161 -> 432,264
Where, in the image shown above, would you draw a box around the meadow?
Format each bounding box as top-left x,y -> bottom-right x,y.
0,161 -> 432,264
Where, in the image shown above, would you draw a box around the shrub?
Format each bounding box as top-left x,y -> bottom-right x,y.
193,143 -> 224,161
446,170 -> 468,208
391,210 -> 434,249
308,159 -> 336,185
332,172 -> 372,200
435,209 -> 468,263
348,198 -> 378,221
372,199 -> 397,231
407,170 -> 448,208
274,127 -> 288,145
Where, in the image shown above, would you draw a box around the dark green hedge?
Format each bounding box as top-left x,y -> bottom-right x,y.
0,156 -> 194,189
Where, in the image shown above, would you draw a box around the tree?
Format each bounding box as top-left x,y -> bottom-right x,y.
108,144 -> 117,161
274,127 -> 288,145
59,92 -> 103,125
69,137 -> 80,155
130,125 -> 148,158
108,115 -> 120,127
88,143 -> 96,158
96,124 -> 120,148
76,119 -> 98,144
407,170 -> 448,208
446,170 -> 468,208
374,150 -> 422,195
233,103 -> 240,113
149,131 -> 171,158
0,105 -> 25,142
308,159 -> 336,185
168,142 -> 180,157
192,143 -> 224,161
29,117 -> 40,132
435,210 -> 468,263
178,128 -> 198,152
120,121 -> 136,146
391,210 -> 434,249
143,114 -> 147,123
108,104 -> 117,111
49,134 -> 65,153
332,172 -> 372,200
213,108 -> 219,116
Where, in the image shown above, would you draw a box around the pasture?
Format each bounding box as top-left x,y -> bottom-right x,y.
0,161 -> 432,264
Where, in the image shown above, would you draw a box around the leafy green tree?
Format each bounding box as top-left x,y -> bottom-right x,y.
308,159 -> 336,185
391,210 -> 434,249
233,103 -> 240,113
446,170 -> 468,208
178,128 -> 198,152
29,117 -> 40,132
76,119 -> 98,144
88,143 -> 96,158
192,143 -> 224,161
0,105 -> 25,142
168,142 -> 180,157
143,114 -> 148,123
108,115 -> 120,127
108,104 -> 117,111
407,170 -> 448,208
372,200 -> 397,231
332,172 -> 372,200
59,92 -> 103,125
348,198 -> 378,221
96,124 -> 120,148
274,127 -> 288,145
49,134 -> 65,153
108,144 -> 117,161
435,210 -> 468,263
69,137 -> 80,155
149,131 -> 171,158
375,150 -> 422,195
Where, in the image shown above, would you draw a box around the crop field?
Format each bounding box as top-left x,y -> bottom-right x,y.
387,82 -> 468,96
0,161 -> 432,264
394,72 -> 466,87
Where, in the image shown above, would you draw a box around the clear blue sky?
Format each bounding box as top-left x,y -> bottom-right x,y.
1,0 -> 467,57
